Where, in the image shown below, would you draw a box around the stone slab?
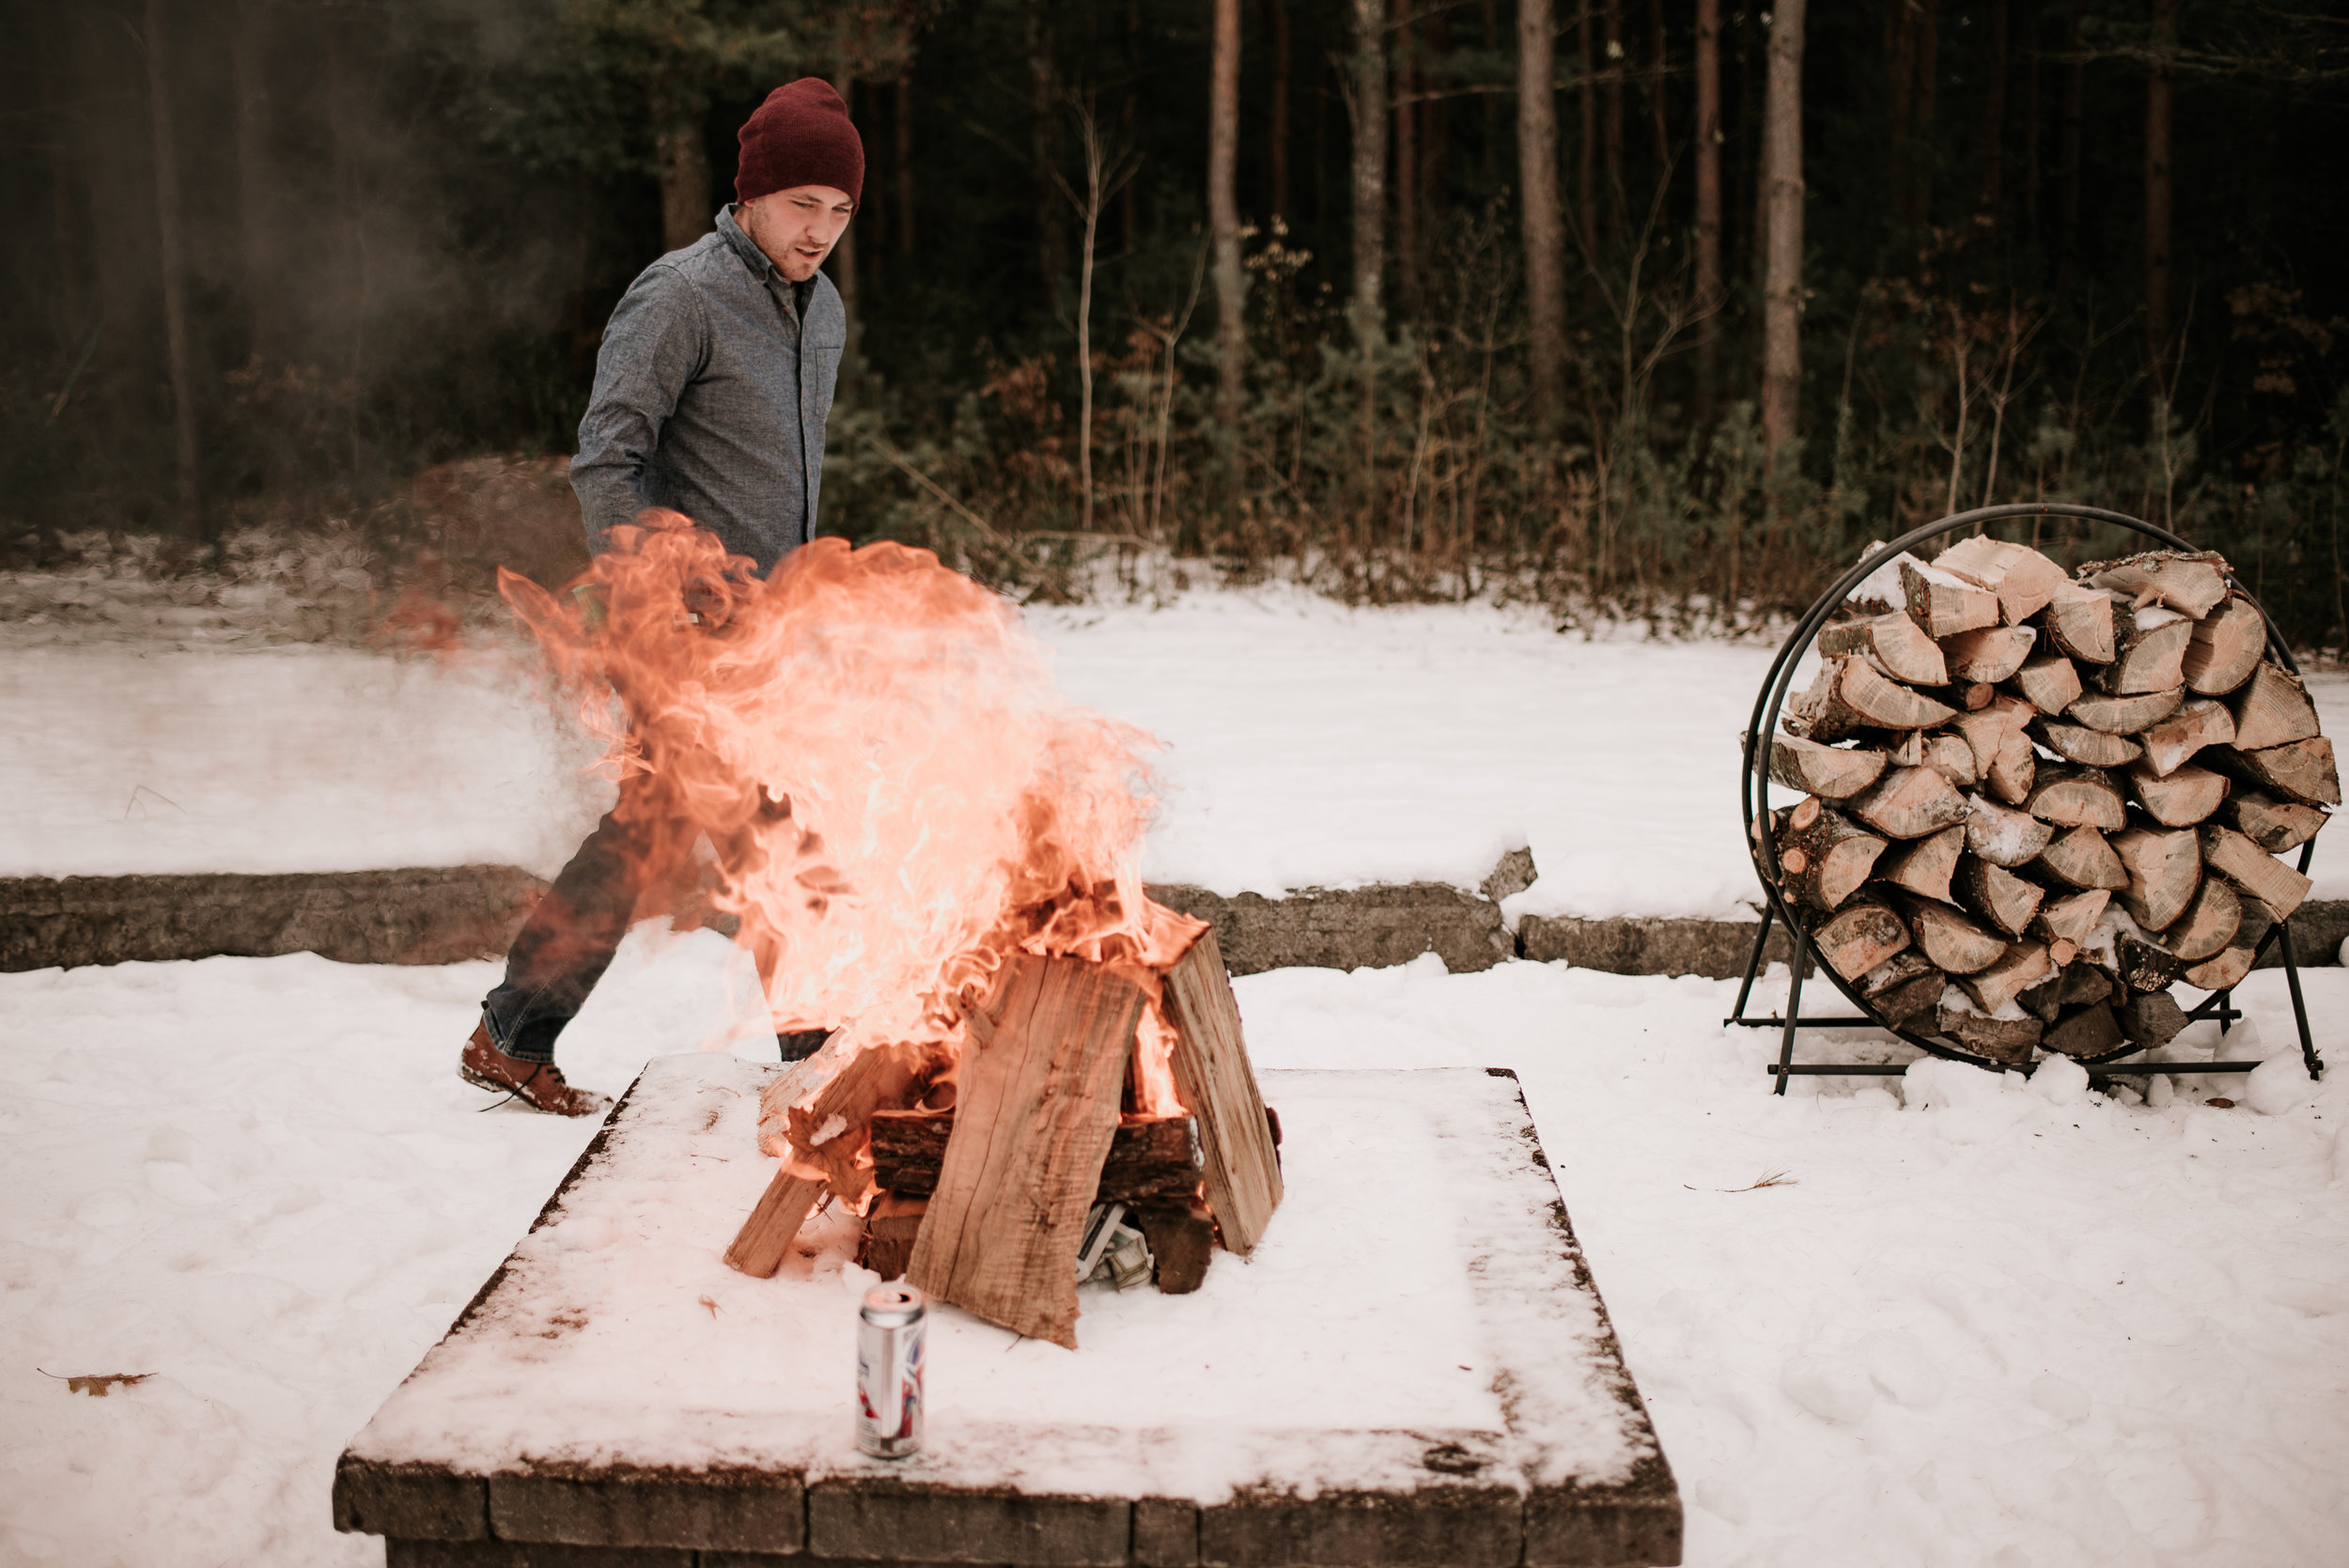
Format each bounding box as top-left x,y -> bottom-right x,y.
337,1057 -> 1680,1566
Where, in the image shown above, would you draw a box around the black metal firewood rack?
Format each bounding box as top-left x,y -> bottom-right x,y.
1728,503 -> 2325,1094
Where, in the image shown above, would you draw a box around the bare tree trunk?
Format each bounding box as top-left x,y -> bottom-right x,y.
1392,0 -> 1418,314
1910,0 -> 1939,227
2022,0 -> 2042,254
897,70 -> 916,258
39,11 -> 88,345
656,109 -> 711,254
1602,0 -> 1624,239
1578,0 -> 1598,251
2144,0 -> 2174,376
1977,0 -> 2008,216
1519,0 -> 1567,439
1649,0 -> 1669,178
1210,0 -> 1245,425
1760,0 -> 1806,455
141,0 -> 198,522
1694,0 -> 1722,420
2058,0 -> 2083,287
1885,0 -> 1918,222
1349,0 -> 1387,343
1026,0 -> 1068,314
1270,0 -> 1292,219
829,69 -> 860,383
1075,111 -> 1111,530
231,0 -> 275,362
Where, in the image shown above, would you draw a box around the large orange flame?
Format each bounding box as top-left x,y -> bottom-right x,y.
501,517 -> 1189,1136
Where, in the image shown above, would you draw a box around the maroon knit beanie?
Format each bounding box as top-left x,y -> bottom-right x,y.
736,79 -> 864,206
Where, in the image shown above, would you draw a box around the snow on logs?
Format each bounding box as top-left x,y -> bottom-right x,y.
1762,543 -> 2334,1065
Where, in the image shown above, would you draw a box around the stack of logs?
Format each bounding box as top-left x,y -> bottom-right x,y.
1766,540 -> 2337,1064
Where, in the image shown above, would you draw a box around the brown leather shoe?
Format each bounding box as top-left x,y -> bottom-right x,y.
460,1023 -> 613,1118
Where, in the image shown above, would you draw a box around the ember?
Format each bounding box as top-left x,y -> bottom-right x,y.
503,519 -> 1281,1346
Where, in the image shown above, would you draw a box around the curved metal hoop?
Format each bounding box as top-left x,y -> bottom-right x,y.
1741,503 -> 2316,1071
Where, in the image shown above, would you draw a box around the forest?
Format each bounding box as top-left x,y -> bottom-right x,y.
7,1 -> 2347,643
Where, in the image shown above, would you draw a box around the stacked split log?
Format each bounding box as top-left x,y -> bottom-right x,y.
1766,540 -> 2334,1066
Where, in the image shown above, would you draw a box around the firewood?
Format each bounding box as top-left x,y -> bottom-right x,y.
1159,923 -> 1284,1256
1964,793 -> 2057,867
1952,695 -> 2035,774
1984,728 -> 2037,806
1927,681 -> 1999,712
1903,558 -> 2002,638
2043,1003 -> 2124,1058
2139,698 -> 2235,779
2217,789 -> 2328,854
1818,612 -> 1951,686
1893,893 -> 2009,974
1890,730 -> 1927,767
2066,687 -> 2183,734
1921,731 -> 1982,786
1787,658 -> 1964,743
2110,825 -> 2203,932
2184,942 -> 2256,992
1129,1198 -> 1216,1294
857,1193 -> 928,1281
1765,733 -> 1890,800
1877,823 -> 1966,902
2182,595 -> 2267,695
2033,826 -> 2130,891
2161,876 -> 2243,963
1777,807 -> 1890,910
2083,549 -> 2232,619
1812,895 -> 1913,981
1850,766 -> 1973,839
1942,625 -> 2040,684
2087,605 -> 2193,695
872,1110 -> 1205,1203
1933,536 -> 2070,624
2037,579 -> 2117,664
2030,887 -> 2113,945
2125,760 -> 2228,827
1936,990 -> 2043,1063
723,1165 -> 827,1279
2120,992 -> 2191,1051
906,954 -> 1148,1348
1960,939 -> 2053,1015
2027,766 -> 2129,831
2024,960 -> 2116,1022
1860,950 -> 1945,1029
1956,855 -> 2046,938
2030,718 -> 2145,768
2228,663 -> 2322,753
2200,824 -> 2314,922
2114,928 -> 2187,993
766,1037 -> 942,1203
2207,736 -> 2341,808
2010,653 -> 2083,716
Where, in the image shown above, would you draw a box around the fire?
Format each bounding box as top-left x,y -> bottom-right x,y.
499,516 -> 1190,1135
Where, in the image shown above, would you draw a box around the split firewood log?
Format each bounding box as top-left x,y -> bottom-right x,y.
1812,895 -> 1912,981
1903,558 -> 2002,638
1943,625 -> 2040,684
2124,760 -> 2228,828
2217,789 -> 2328,854
2206,736 -> 2341,808
1956,855 -> 2046,938
2032,827 -> 2130,892
2120,990 -> 2192,1050
1892,893 -> 2010,974
2139,698 -> 2235,778
2161,876 -> 2243,963
1921,731 -> 1981,785
1851,766 -> 1973,839
2027,765 -> 2129,831
2021,960 -> 2115,1023
1890,730 -> 1926,767
1765,733 -> 1890,800
2229,664 -> 2322,753
1965,792 -> 2057,867
2087,603 -> 2193,695
2030,887 -> 2113,945
2037,579 -> 2117,664
2110,824 -> 2203,932
1859,950 -> 1946,1030
1877,823 -> 1966,902
2043,1002 -> 2125,1058
1129,1199 -> 1215,1294
1937,988 -> 2043,1063
1787,657 -> 1963,743
857,1193 -> 928,1281
871,1110 -> 1206,1203
1984,728 -> 2038,806
2083,549 -> 2232,619
1952,695 -> 2035,775
2200,824 -> 2314,922
2066,686 -> 2184,735
2030,718 -> 2145,768
2184,941 -> 2256,992
1934,536 -> 2070,624
1818,612 -> 1951,686
1776,805 -> 1890,911
2010,653 -> 2083,716
2113,926 -> 2188,993
2182,596 -> 2266,695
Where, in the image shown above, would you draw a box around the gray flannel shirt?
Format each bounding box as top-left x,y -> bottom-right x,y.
570,205 -> 845,575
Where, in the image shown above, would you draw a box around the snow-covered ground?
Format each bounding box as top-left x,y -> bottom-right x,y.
3,937 -> 2343,1567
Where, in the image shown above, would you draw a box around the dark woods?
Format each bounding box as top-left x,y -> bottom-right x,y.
7,1 -> 2348,642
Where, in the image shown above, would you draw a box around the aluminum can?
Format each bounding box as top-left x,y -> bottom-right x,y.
856,1285 -> 926,1458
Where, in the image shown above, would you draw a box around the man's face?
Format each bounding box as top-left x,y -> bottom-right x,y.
739,185 -> 855,283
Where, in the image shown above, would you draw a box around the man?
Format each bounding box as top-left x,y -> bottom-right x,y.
459,78 -> 862,1115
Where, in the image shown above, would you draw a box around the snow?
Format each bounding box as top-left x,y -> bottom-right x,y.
4,938 -> 2346,1567
346,1057 -> 1645,1500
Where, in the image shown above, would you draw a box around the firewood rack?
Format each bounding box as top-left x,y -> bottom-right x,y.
1728,503 -> 2324,1095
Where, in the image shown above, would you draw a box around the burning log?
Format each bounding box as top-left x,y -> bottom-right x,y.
871,1110 -> 1204,1203
1162,924 -> 1285,1254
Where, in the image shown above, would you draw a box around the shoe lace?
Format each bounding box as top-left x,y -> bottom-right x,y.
476,1061 -> 566,1114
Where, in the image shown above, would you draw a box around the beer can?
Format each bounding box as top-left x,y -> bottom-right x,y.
856,1284 -> 926,1459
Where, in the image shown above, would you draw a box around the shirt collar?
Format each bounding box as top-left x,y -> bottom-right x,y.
716,205 -> 778,281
